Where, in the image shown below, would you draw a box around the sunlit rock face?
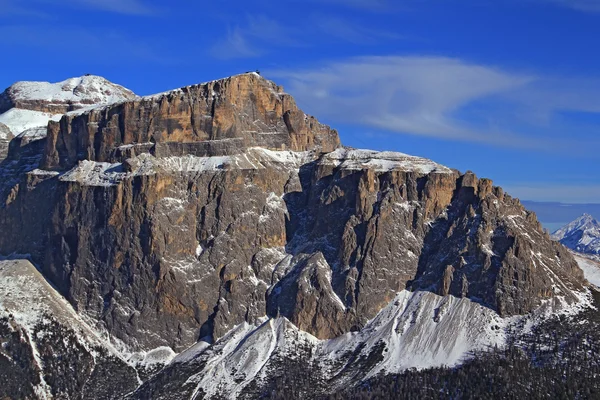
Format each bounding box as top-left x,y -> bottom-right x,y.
0,73 -> 586,360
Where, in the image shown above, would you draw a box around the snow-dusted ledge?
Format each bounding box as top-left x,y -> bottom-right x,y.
30,146 -> 456,188
321,147 -> 453,174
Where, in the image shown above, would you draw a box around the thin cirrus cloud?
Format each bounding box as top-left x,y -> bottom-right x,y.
209,14 -> 399,59
311,15 -> 404,44
545,0 -> 600,12
0,0 -> 156,16
210,15 -> 304,60
210,27 -> 262,60
267,56 -> 600,150
74,0 -> 155,15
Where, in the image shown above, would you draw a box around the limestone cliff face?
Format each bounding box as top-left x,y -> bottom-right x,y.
42,73 -> 340,170
409,172 -> 584,316
277,151 -> 585,337
0,74 -> 587,354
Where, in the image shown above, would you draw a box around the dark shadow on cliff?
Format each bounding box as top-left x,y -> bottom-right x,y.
281,159 -> 359,306
0,137 -> 70,296
407,177 -> 507,314
281,160 -> 507,316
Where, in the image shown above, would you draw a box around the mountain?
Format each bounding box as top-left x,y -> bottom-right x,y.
0,259 -> 139,399
0,75 -> 138,163
552,213 -> 600,256
0,73 -> 594,399
0,75 -> 137,115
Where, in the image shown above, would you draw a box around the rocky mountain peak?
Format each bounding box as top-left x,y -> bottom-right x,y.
0,75 -> 138,163
41,72 -> 341,170
553,213 -> 600,255
0,74 -> 137,115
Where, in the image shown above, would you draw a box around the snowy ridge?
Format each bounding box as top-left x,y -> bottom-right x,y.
0,259 -> 178,372
0,260 -> 134,396
16,126 -> 49,144
159,288 -> 592,398
38,146 -> 453,187
142,71 -> 271,101
186,318 -> 305,399
6,75 -> 136,106
552,213 -> 600,255
0,260 -> 137,358
0,108 -> 62,137
0,75 -> 137,139
33,148 -> 316,186
321,147 -> 453,174
322,291 -> 505,376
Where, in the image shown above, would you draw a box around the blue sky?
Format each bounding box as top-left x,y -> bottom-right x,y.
1,0 -> 599,207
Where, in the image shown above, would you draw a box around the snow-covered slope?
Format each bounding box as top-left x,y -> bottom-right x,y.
552,214 -> 600,255
573,253 -> 600,287
0,259 -> 140,398
3,75 -> 136,110
134,288 -> 591,399
0,108 -> 63,138
0,75 -> 137,141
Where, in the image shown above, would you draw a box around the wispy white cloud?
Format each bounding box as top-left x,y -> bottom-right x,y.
210,15 -> 302,60
311,15 -> 403,44
75,0 -> 155,15
242,14 -> 303,45
544,0 -> 600,12
267,56 -> 600,150
210,27 -> 262,60
209,13 -> 400,59
0,0 -> 156,16
269,56 -> 535,145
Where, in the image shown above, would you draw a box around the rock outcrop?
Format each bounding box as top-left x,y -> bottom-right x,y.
0,122 -> 12,161
278,150 -> 585,336
42,73 -> 339,170
0,72 -> 588,359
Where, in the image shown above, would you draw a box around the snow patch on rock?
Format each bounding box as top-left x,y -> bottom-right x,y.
321,147 -> 453,174
0,108 -> 61,136
7,75 -> 136,106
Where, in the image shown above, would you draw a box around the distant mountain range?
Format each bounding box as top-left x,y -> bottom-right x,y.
522,201 -> 600,232
552,214 -> 600,257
